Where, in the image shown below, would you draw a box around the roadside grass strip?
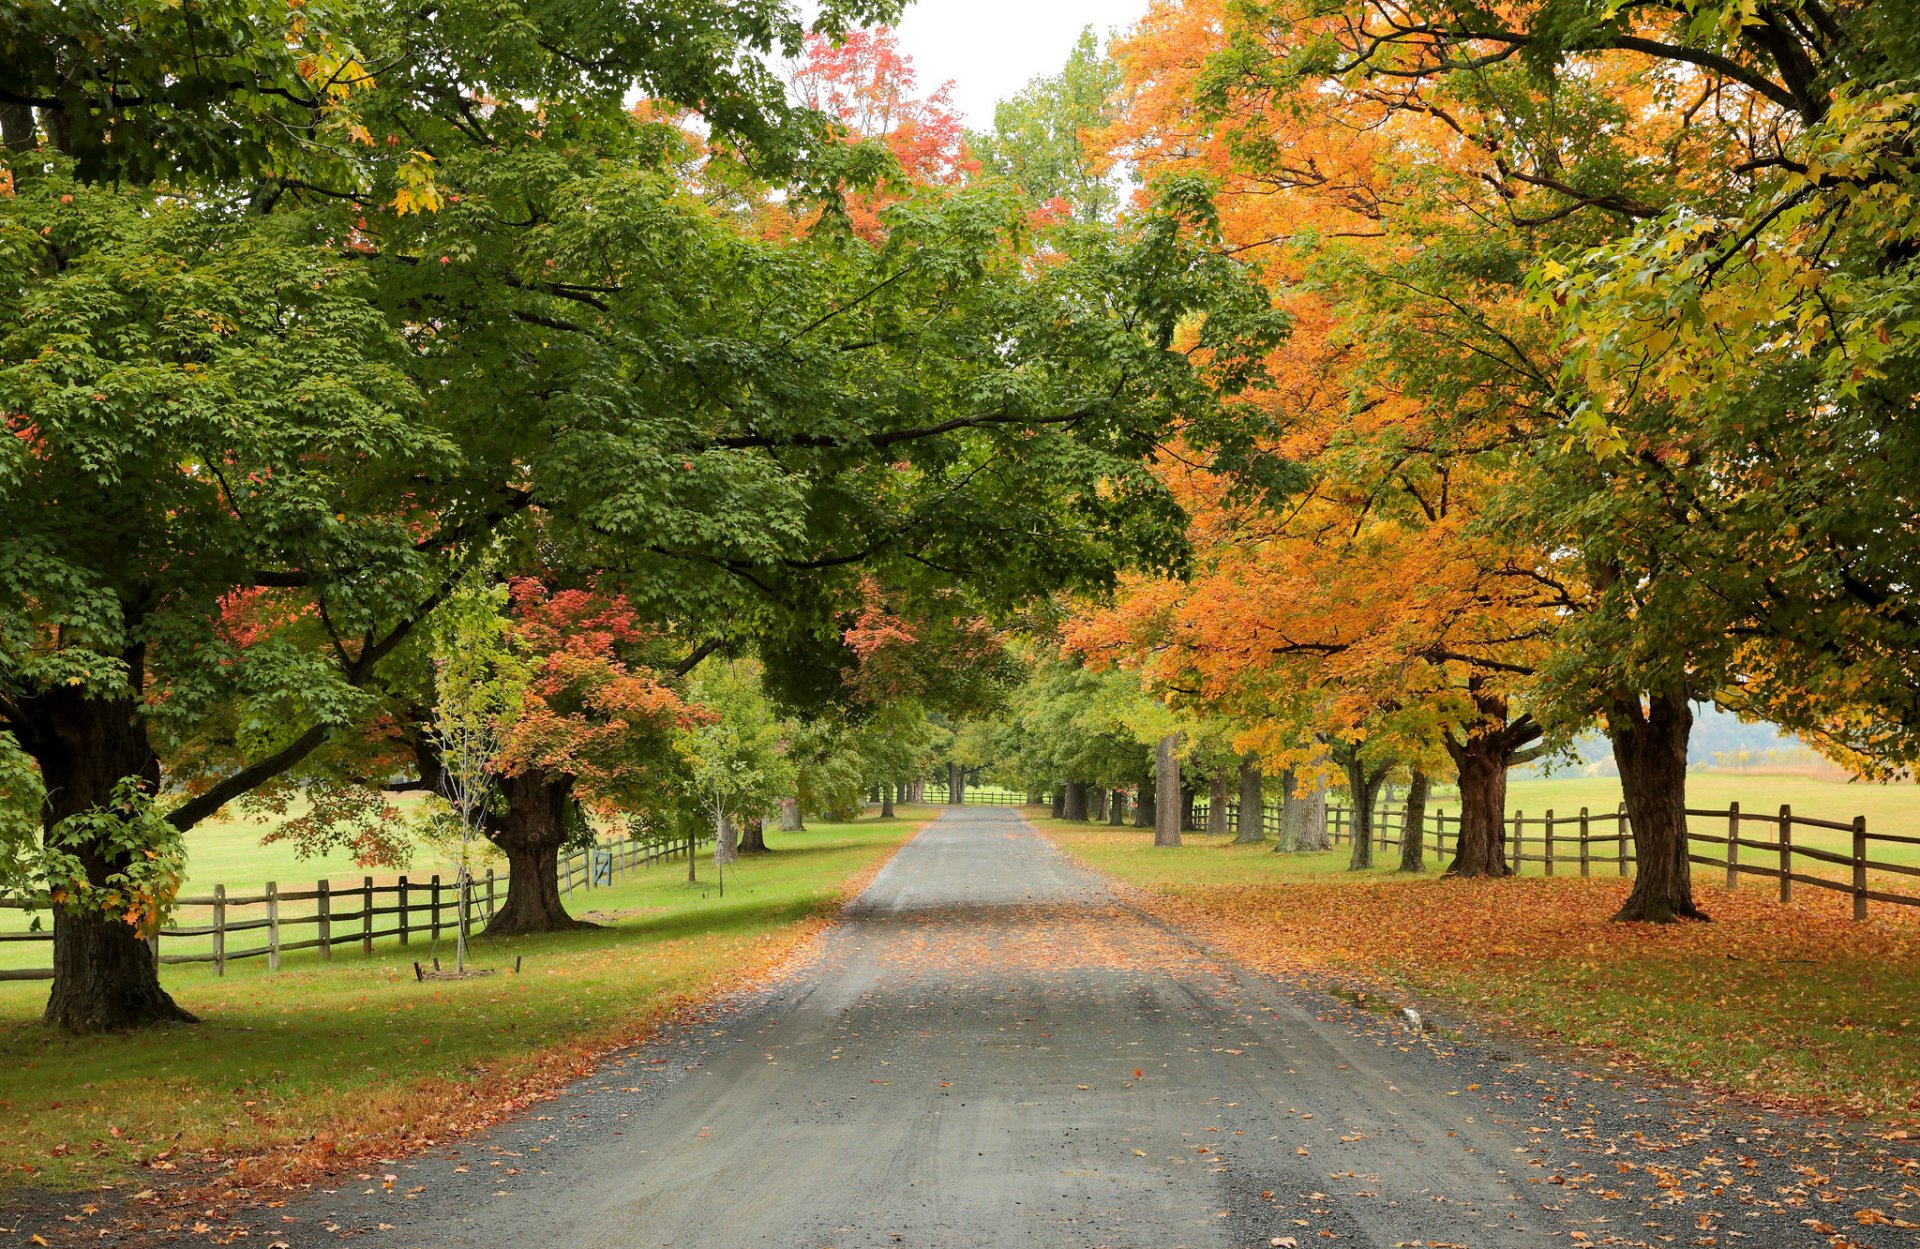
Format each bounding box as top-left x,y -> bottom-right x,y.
0,813 -> 925,1189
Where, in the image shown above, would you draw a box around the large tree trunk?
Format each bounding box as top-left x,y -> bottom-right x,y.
1153,734 -> 1182,847
739,815 -> 770,852
24,684 -> 193,1033
1279,766 -> 1330,852
779,797 -> 805,831
946,762 -> 966,805
1050,788 -> 1066,818
484,770 -> 589,936
1063,781 -> 1090,821
879,784 -> 895,819
1445,735 -> 1514,878
1134,770 -> 1156,828
1235,756 -> 1265,843
1345,755 -> 1383,872
1178,783 -> 1198,832
1398,768 -> 1430,872
1091,787 -> 1108,822
1610,691 -> 1706,922
1207,773 -> 1229,837
1108,789 -> 1127,825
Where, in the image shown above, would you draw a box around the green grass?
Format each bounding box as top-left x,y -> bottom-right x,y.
0,809 -> 926,1188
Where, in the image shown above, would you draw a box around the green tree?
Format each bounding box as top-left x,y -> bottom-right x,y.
678,659 -> 793,893
969,26 -> 1123,222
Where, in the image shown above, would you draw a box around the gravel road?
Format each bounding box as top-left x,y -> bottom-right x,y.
261,806 -> 1916,1249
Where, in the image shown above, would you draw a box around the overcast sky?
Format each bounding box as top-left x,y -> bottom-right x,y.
887,0 -> 1153,128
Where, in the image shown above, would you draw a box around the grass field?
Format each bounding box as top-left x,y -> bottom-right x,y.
1035,815 -> 1920,1128
1332,771 -> 1920,881
0,809 -> 926,1189
2,797 -> 624,972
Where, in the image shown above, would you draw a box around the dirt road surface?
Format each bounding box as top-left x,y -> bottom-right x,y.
260,807 -> 1913,1248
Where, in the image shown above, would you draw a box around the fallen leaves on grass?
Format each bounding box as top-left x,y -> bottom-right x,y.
1044,825 -> 1920,1126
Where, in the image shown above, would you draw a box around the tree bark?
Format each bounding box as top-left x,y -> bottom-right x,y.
1444,736 -> 1514,878
879,784 -> 895,819
484,769 -> 590,936
1207,773 -> 1229,837
1153,734 -> 1182,847
1279,765 -> 1330,852
1063,781 -> 1090,821
1344,754 -> 1388,872
1235,756 -> 1265,843
779,797 -> 805,831
1134,770 -> 1156,828
946,762 -> 966,804
1609,691 -> 1706,922
739,815 -> 770,852
1091,787 -> 1108,822
21,683 -> 194,1032
1178,782 -> 1198,832
1108,789 -> 1127,825
1398,768 -> 1430,872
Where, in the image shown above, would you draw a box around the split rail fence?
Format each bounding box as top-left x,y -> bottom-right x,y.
921,784 -> 1033,807
1192,797 -> 1920,920
1,831 -> 690,984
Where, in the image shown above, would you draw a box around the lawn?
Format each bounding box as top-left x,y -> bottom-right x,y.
1036,816 -> 1920,1130
0,809 -> 926,1189
1331,771 -> 1920,879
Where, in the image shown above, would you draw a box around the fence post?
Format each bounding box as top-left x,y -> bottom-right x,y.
1778,805 -> 1792,904
486,868 -> 496,922
1617,803 -> 1629,875
1435,808 -> 1445,859
266,880 -> 280,973
399,875 -> 410,947
212,883 -> 227,976
1726,802 -> 1740,891
318,880 -> 332,961
1579,807 -> 1590,878
1544,810 -> 1555,878
1513,810 -> 1524,874
430,875 -> 443,943
362,876 -> 374,955
1852,815 -> 1867,921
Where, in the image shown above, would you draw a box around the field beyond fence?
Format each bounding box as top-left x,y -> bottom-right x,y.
0,831 -> 704,983
1196,795 -> 1920,920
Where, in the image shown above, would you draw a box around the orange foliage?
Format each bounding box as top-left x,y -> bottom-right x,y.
1064,0 -> 1575,777
776,27 -> 976,241
493,579 -> 705,814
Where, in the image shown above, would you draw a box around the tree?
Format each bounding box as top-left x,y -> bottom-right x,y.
3,0 -> 1282,1029
678,659 -> 793,893
426,578 -> 524,972
970,27 -> 1124,222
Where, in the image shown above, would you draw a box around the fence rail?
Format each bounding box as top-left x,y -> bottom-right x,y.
1187,796 -> 1919,921
1,831 -> 682,983
922,785 -> 1036,807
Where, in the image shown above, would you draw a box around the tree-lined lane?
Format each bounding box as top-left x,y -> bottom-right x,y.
286,807 -> 1908,1248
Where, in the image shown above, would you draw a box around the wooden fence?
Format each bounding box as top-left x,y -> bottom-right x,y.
1190,797 -> 1920,920
922,784 -> 1035,807
1,832 -> 678,984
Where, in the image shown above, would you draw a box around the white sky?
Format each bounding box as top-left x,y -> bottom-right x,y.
887,0 -> 1153,128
